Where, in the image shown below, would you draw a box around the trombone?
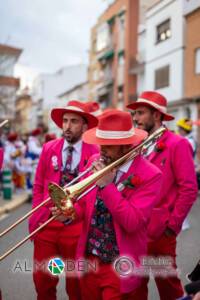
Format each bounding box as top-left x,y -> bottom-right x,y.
0,120 -> 8,128
0,127 -> 166,262
0,166 -> 93,237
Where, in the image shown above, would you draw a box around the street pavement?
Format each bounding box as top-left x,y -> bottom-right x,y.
0,198 -> 200,300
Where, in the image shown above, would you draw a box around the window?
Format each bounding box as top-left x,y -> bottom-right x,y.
155,65 -> 170,89
96,23 -> 109,52
195,48 -> 200,74
156,19 -> 171,44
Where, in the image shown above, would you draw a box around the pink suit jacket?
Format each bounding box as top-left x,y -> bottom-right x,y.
0,148 -> 3,170
147,129 -> 198,240
74,155 -> 163,293
29,138 -> 99,234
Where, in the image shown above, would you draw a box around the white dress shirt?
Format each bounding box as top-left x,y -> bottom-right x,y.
62,139 -> 82,170
115,159 -> 133,183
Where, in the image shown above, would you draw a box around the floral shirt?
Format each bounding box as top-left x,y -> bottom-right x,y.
86,193 -> 119,263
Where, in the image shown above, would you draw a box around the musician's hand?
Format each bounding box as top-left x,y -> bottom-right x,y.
92,160 -> 105,173
50,204 -> 75,222
92,160 -> 117,188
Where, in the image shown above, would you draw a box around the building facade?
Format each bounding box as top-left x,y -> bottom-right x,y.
88,0 -> 139,109
134,0 -> 200,132
15,89 -> 33,134
183,0 -> 200,141
58,81 -> 88,105
0,44 -> 22,125
32,64 -> 88,133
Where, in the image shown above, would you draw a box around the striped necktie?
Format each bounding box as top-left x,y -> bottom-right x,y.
64,146 -> 74,172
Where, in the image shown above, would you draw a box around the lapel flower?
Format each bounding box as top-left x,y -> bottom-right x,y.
155,141 -> 166,152
117,174 -> 142,192
51,155 -> 59,171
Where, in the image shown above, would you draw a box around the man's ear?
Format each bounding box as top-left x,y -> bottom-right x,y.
153,110 -> 162,122
82,123 -> 88,133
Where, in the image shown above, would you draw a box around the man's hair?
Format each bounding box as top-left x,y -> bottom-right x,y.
149,107 -> 164,121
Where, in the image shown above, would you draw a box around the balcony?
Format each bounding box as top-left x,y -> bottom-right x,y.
96,73 -> 113,96
97,46 -> 114,62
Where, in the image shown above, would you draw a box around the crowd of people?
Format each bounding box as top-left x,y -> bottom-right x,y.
0,93 -> 200,299
0,128 -> 56,195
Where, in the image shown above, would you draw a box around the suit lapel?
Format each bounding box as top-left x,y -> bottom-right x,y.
79,142 -> 88,171
147,129 -> 168,162
116,155 -> 140,185
50,138 -> 64,183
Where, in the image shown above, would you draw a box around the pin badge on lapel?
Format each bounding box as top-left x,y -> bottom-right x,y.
51,155 -> 59,171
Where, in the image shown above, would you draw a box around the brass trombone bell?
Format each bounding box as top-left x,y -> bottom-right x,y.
48,182 -> 75,219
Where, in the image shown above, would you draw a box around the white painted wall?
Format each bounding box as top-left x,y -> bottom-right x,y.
145,48 -> 184,101
144,0 -> 184,100
136,26 -> 146,94
183,0 -> 200,16
146,0 -> 184,62
32,64 -> 88,133
59,82 -> 88,106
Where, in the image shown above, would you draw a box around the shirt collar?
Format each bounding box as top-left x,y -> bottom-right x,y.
118,159 -> 133,174
63,139 -> 82,153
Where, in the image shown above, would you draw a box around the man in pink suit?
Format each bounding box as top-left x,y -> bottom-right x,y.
52,110 -> 163,300
29,100 -> 99,300
127,91 -> 198,300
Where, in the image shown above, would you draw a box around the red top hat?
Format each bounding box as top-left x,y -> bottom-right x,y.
127,91 -> 174,121
31,128 -> 42,136
7,132 -> 18,142
83,109 -> 147,146
51,100 -> 98,129
85,101 -> 102,117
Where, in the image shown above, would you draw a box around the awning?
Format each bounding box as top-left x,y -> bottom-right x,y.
98,49 -> 114,61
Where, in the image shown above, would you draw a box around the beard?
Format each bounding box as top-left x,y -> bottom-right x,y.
144,122 -> 155,133
136,121 -> 155,134
63,130 -> 82,144
100,150 -> 123,166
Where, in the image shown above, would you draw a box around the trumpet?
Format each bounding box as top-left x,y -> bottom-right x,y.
0,127 -> 166,262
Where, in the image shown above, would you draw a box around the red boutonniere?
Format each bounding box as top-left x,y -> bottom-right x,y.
155,141 -> 166,152
117,174 -> 142,191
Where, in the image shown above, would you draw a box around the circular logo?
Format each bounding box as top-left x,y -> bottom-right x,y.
48,258 -> 65,276
114,256 -> 134,277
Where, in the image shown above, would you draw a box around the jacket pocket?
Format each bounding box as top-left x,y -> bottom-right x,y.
147,207 -> 169,241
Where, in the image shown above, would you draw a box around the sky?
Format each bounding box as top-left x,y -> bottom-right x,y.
0,0 -> 113,83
